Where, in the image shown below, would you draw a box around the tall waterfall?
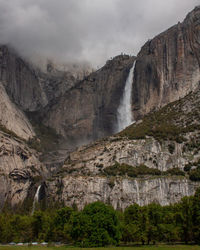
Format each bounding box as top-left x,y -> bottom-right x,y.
116,61 -> 136,132
32,185 -> 41,215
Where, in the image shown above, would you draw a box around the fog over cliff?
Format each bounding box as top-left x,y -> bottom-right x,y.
0,0 -> 199,67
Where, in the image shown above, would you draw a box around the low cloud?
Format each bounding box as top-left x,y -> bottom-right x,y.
0,0 -> 199,67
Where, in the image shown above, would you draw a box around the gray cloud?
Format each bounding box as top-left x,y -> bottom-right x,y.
0,0 -> 199,67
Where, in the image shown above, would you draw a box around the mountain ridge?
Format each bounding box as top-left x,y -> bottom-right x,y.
0,6 -> 200,210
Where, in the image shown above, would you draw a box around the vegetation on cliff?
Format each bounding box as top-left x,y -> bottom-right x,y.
101,162 -> 186,178
120,90 -> 200,143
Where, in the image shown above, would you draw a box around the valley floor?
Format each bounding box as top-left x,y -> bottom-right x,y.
1,245 -> 200,250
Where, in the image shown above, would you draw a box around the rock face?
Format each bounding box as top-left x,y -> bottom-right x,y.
0,44 -> 135,147
0,46 -> 83,113
0,131 -> 45,209
44,85 -> 200,210
46,176 -> 198,210
0,82 -> 35,140
45,132 -> 200,210
0,46 -> 48,111
132,6 -> 200,119
60,137 -> 195,175
44,55 -> 135,145
0,7 -> 200,210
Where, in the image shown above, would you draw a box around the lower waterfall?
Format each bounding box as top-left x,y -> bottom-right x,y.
32,185 -> 41,215
116,61 -> 136,132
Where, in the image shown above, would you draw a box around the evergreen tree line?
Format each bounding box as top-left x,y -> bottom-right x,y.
0,188 -> 200,247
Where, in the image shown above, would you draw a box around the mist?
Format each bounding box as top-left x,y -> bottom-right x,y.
0,0 -> 199,67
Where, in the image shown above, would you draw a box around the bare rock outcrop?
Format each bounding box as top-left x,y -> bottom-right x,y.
0,46 -> 48,111
0,131 -> 45,209
44,55 -> 135,145
0,82 -> 35,140
44,86 -> 200,210
132,6 -> 200,119
46,176 -> 199,210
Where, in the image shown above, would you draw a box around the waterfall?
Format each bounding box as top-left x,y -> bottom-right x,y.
116,61 -> 136,132
32,185 -> 41,215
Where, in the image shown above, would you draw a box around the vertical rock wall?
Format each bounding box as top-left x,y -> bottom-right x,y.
132,6 -> 200,119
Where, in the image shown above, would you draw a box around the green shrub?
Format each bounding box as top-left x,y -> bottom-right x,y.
184,164 -> 192,172
118,95 -> 200,143
189,169 -> 200,181
168,143 -> 175,154
103,162 -> 161,177
166,168 -> 185,176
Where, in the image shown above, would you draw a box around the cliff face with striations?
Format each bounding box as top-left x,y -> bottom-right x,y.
0,7 -> 200,210
44,86 -> 200,210
0,46 -> 48,111
0,131 -> 46,209
0,44 -> 135,148
44,55 -> 135,146
0,46 -> 82,112
0,82 -> 35,140
44,132 -> 200,210
132,6 -> 200,119
46,176 -> 198,210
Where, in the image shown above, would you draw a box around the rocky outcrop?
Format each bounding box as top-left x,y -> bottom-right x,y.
0,46 -> 48,111
60,136 -> 196,175
44,86 -> 200,210
0,7 -> 200,211
0,131 -> 45,209
0,44 -> 135,149
132,6 -> 200,119
44,55 -> 135,146
44,131 -> 200,210
46,176 -> 199,210
0,82 -> 35,140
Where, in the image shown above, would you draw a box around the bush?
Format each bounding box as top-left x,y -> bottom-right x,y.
118,95 -> 200,143
189,169 -> 200,181
166,168 -> 185,176
184,164 -> 192,172
103,162 -> 161,177
168,143 -> 175,154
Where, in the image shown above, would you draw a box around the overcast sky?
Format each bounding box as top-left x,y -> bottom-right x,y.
0,0 -> 199,67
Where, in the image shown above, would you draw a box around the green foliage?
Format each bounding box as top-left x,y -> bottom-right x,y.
1,191 -> 200,246
165,168 -> 185,176
102,162 -> 161,177
119,96 -> 200,143
102,163 -> 187,178
183,160 -> 200,181
192,188 -> 200,243
184,164 -> 192,172
70,202 -> 120,247
168,143 -> 175,154
189,168 -> 200,181
71,202 -> 120,247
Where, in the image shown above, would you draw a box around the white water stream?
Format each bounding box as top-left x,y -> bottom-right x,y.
32,185 -> 41,215
116,61 -> 136,132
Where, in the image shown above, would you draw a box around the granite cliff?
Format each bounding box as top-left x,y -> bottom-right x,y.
43,55 -> 135,145
0,130 -> 46,209
132,6 -> 200,119
0,7 -> 200,210
45,86 -> 200,209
